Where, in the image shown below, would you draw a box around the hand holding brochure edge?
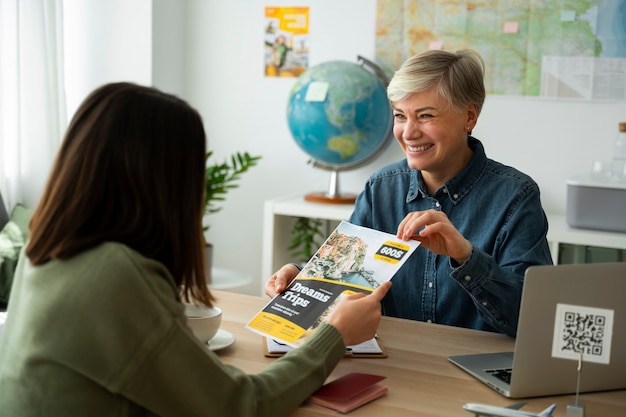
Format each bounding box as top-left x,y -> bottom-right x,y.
247,221 -> 420,348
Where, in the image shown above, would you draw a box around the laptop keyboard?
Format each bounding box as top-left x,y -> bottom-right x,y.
485,368 -> 513,384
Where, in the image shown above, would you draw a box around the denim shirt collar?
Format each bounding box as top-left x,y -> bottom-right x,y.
409,137 -> 487,205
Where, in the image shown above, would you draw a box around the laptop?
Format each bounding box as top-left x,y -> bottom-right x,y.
449,262 -> 626,398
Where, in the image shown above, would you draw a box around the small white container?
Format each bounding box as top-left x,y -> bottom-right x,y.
566,175 -> 626,233
185,304 -> 222,344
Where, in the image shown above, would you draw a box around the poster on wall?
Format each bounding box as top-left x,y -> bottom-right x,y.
264,6 -> 309,78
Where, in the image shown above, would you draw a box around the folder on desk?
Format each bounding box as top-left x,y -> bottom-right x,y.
263,336 -> 387,358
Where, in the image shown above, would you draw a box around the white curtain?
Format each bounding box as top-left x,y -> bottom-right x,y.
0,0 -> 66,213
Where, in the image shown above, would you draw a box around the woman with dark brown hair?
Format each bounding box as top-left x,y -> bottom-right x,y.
0,82 -> 390,417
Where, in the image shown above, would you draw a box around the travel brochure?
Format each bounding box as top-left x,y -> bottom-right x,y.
247,221 -> 420,348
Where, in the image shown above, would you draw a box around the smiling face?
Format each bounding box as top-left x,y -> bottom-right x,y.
392,87 -> 479,192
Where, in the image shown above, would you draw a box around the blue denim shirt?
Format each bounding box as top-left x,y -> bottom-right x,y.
349,138 -> 553,336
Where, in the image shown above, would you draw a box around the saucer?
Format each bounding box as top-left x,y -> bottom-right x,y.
207,329 -> 236,351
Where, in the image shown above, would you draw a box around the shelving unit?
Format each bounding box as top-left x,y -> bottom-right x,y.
547,214 -> 626,263
262,194 -> 626,278
262,194 -> 353,279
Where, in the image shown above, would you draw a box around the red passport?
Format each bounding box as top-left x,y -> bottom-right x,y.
309,372 -> 388,413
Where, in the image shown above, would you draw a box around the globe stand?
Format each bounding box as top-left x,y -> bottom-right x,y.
304,170 -> 356,204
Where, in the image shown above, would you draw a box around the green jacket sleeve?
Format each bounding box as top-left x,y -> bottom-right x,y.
123,323 -> 346,417
0,243 -> 347,417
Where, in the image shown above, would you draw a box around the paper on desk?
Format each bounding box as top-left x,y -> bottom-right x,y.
266,336 -> 382,354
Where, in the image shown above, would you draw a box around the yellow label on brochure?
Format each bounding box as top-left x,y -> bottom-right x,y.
248,312 -> 307,344
373,241 -> 411,264
301,277 -> 374,293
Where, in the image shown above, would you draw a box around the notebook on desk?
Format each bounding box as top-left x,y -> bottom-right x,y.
448,262 -> 626,398
263,336 -> 387,358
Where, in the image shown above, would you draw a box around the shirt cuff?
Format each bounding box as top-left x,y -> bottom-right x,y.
289,263 -> 303,271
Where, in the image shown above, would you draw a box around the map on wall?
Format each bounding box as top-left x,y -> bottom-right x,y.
376,0 -> 626,100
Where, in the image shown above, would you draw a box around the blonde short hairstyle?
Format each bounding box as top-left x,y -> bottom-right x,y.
387,49 -> 486,115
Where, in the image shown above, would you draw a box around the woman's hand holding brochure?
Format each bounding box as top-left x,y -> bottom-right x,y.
326,282 -> 391,347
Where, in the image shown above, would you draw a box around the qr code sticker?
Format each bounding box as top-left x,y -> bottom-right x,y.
552,303 -> 614,364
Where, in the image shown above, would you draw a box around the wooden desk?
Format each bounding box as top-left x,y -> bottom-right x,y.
211,290 -> 625,417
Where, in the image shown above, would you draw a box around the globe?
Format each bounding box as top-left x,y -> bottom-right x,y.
286,57 -> 393,203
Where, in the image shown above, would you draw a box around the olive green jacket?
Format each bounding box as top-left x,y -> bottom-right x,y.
0,242 -> 345,416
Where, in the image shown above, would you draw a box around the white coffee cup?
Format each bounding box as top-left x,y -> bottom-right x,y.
184,304 -> 222,344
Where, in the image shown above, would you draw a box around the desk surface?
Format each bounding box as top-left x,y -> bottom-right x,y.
211,290 -> 625,417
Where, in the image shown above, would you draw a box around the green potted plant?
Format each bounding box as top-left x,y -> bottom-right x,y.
203,151 -> 261,281
288,217 -> 326,265
203,150 -> 261,230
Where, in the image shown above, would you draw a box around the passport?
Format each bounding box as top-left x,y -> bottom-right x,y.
309,372 -> 388,413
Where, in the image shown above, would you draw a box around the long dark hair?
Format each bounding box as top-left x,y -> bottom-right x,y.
26,82 -> 213,306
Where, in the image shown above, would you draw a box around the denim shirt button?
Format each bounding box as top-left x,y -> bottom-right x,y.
426,319 -> 432,323
428,282 -> 433,288
435,201 -> 441,208
481,301 -> 488,306
464,275 -> 472,281
453,193 -> 459,199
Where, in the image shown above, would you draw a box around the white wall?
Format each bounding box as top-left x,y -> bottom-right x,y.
63,0 -> 626,296
63,0 -> 153,118
152,0 -> 186,96
476,96 -> 624,212
184,0 -> 406,296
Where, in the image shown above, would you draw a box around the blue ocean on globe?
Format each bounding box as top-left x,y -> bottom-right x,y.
286,60 -> 392,169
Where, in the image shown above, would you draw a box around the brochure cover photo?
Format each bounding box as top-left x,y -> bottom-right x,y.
247,221 -> 420,347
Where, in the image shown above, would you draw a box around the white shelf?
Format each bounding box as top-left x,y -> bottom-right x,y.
262,195 -> 626,278
271,194 -> 354,220
547,214 -> 626,263
262,195 -> 354,280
